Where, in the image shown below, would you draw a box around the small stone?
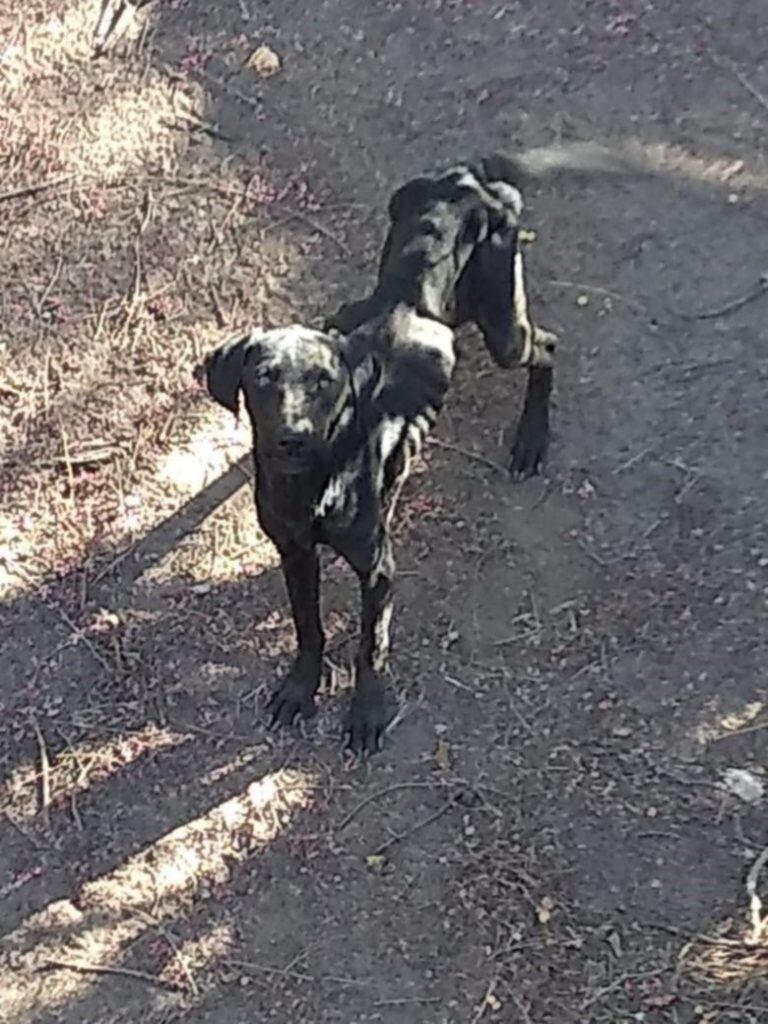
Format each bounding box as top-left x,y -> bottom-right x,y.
246,44 -> 281,77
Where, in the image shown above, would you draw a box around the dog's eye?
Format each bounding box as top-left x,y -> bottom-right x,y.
254,366 -> 279,386
313,372 -> 333,392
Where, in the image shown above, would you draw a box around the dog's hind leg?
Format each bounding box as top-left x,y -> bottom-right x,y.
509,363 -> 554,479
508,248 -> 558,478
267,544 -> 325,727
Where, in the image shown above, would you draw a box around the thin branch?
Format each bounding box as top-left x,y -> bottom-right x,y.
29,715 -> 51,828
0,176 -> 72,204
335,781 -> 436,832
225,957 -> 361,987
746,845 -> 768,943
705,46 -> 768,116
470,974 -> 499,1024
428,437 -> 506,475
39,957 -> 180,991
371,797 -> 457,857
548,278 -> 648,315
672,273 -> 768,321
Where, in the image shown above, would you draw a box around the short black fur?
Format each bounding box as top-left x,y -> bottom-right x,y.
326,157 -> 559,478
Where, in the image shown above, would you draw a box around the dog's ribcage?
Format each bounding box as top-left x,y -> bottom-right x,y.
315,314 -> 455,523
377,321 -> 455,498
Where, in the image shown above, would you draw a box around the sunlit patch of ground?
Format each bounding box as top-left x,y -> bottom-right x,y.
2,723 -> 190,822
696,700 -> 767,746
681,923 -> 767,997
0,0 -> 325,602
626,137 -> 768,193
1,768 -> 315,1022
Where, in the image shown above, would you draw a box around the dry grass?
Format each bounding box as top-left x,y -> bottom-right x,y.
0,0 -> 333,602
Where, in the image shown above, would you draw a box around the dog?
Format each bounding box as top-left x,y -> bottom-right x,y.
327,141 -> 646,475
203,143 -> 639,753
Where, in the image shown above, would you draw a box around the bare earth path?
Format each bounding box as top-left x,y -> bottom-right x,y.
1,2 -> 767,1022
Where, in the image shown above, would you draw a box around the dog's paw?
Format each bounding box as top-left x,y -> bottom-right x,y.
509,416 -> 549,480
267,670 -> 319,729
344,677 -> 390,756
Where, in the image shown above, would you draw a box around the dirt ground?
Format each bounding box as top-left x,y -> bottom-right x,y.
1,1 -> 767,1021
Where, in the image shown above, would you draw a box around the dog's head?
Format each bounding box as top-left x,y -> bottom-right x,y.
201,326 -> 379,476
380,166 -> 538,368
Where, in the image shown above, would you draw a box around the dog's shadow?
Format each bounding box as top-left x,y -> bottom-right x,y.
2,454 -> 397,933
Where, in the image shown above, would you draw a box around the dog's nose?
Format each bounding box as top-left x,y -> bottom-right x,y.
277,431 -> 310,457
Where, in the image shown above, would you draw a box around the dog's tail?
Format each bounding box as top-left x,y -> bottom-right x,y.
480,141 -> 649,188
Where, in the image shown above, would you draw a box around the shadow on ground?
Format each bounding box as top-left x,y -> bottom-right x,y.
2,0 -> 768,1022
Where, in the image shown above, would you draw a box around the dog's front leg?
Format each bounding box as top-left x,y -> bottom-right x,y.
267,543 -> 324,727
346,535 -> 395,755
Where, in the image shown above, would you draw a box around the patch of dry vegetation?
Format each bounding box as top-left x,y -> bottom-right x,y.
0,0 -> 327,601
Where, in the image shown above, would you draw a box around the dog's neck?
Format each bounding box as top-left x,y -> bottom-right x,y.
352,230 -> 465,328
386,249 -> 457,322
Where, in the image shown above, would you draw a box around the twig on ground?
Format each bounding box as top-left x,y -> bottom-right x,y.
137,910 -> 199,995
40,957 -> 180,991
36,255 -> 64,320
510,992 -> 534,1024
704,46 -> 768,117
710,719 -> 768,743
0,176 -> 72,204
225,957 -> 361,987
746,845 -> 768,943
548,278 -> 648,315
209,283 -> 228,328
613,445 -> 653,475
272,204 -> 350,255
671,273 -> 768,321
47,600 -> 116,678
29,715 -> 51,828
580,969 -> 665,1011
643,921 -> 743,948
59,423 -> 76,506
335,781 -> 436,831
122,189 -> 153,337
89,545 -> 135,585
70,791 -> 83,832
373,997 -> 441,1007
384,702 -> 411,735
492,611 -> 541,646
428,437 -> 506,474
197,68 -> 263,110
167,115 -> 235,143
470,974 -> 499,1024
504,693 -> 535,736
371,797 -> 458,857
92,0 -> 143,54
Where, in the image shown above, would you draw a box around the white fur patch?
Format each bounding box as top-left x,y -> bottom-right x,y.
380,416 -> 406,465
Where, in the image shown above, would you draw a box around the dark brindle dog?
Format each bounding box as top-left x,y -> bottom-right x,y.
203,143 -> 635,752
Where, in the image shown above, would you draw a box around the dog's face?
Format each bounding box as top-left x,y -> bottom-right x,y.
203,326 -> 358,476
383,169 -> 532,368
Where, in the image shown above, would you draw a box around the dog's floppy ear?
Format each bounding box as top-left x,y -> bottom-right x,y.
387,176 -> 434,223
203,334 -> 253,415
